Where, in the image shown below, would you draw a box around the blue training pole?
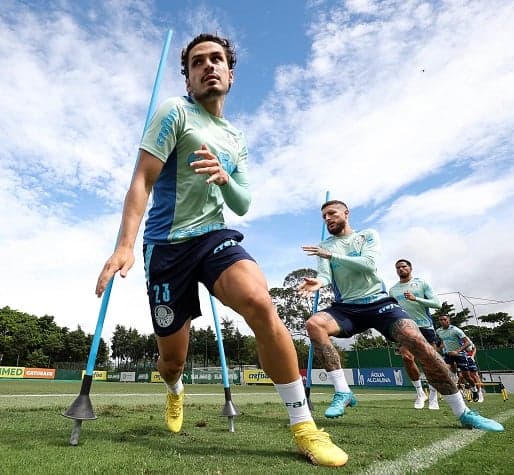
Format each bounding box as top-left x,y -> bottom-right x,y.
305,190 -> 330,407
209,294 -> 240,432
85,29 -> 173,375
63,30 -> 173,445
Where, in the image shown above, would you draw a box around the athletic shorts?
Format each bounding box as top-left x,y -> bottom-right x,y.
321,297 -> 411,341
444,352 -> 470,371
143,229 -> 254,337
466,355 -> 478,372
419,327 -> 437,344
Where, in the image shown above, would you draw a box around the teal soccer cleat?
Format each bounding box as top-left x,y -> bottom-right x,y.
459,409 -> 504,432
324,392 -> 358,418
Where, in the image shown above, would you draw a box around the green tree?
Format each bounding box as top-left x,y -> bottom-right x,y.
0,306 -> 42,365
188,327 -> 217,367
270,268 -> 333,336
477,312 -> 514,347
63,326 -> 89,363
351,329 -> 389,350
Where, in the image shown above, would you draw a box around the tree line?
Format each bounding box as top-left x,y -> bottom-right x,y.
2,268 -> 512,369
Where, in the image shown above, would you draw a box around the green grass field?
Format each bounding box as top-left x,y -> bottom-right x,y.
0,380 -> 512,474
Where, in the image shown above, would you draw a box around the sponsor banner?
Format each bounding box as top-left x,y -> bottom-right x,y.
353,368 -> 405,386
300,368 -> 354,386
24,368 -> 55,379
81,370 -> 107,381
151,371 -> 164,383
0,366 -> 25,378
120,371 -> 136,382
192,368 -> 222,384
136,372 -> 150,382
107,372 -> 121,382
243,369 -> 272,384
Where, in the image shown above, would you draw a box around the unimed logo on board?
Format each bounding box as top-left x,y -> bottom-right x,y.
0,366 -> 25,378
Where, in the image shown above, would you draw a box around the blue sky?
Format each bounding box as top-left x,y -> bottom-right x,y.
2,0 -> 514,344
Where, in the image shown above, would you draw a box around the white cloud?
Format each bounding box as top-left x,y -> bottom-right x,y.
244,0 -> 514,220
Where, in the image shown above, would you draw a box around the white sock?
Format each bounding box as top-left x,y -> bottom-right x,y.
275,378 -> 313,426
166,378 -> 183,395
328,369 -> 351,393
428,384 -> 438,401
412,379 -> 425,397
443,392 -> 468,417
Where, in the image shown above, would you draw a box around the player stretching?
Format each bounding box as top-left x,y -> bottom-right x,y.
300,200 -> 503,432
96,33 -> 347,467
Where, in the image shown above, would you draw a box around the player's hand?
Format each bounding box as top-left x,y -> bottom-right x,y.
297,277 -> 322,297
95,247 -> 135,297
301,245 -> 332,259
404,291 -> 416,301
190,144 -> 229,185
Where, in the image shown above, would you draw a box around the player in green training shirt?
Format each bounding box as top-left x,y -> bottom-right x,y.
389,259 -> 442,410
299,200 -> 503,432
96,33 -> 347,467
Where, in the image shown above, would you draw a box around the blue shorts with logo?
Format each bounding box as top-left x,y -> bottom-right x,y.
444,352 -> 473,371
322,297 -> 411,341
465,355 -> 478,372
143,229 -> 254,337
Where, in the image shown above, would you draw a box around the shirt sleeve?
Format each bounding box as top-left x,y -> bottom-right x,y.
139,98 -> 183,162
415,281 -> 442,309
219,139 -> 251,216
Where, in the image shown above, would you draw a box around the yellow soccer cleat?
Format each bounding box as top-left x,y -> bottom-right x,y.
165,390 -> 184,433
292,421 -> 348,467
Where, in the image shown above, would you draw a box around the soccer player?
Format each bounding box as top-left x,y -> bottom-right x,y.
300,200 -> 503,432
465,339 -> 485,402
95,34 -> 347,467
389,259 -> 442,410
436,315 -> 483,403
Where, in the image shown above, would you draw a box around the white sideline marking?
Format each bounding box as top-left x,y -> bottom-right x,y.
356,409 -> 514,475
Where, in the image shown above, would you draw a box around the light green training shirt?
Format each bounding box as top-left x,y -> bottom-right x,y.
389,277 -> 441,328
318,230 -> 388,304
140,96 -> 251,243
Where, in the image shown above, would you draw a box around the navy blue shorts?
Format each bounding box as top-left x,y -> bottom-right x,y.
419,327 -> 437,344
143,229 -> 255,337
444,352 -> 470,371
322,297 -> 411,341
466,355 -> 478,372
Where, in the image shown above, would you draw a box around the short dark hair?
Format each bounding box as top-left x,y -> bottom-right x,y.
321,200 -> 348,211
395,259 -> 412,268
181,33 -> 237,79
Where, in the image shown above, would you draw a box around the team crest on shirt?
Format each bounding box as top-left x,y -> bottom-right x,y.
154,305 -> 174,328
218,151 -> 236,174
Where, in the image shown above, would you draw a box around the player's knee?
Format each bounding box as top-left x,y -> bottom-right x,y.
242,288 -> 274,320
158,354 -> 186,374
305,317 -> 324,341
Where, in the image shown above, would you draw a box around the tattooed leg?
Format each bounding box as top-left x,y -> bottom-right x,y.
305,312 -> 342,372
314,343 -> 342,372
392,319 -> 457,395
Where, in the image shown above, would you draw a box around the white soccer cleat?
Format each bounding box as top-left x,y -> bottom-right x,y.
477,390 -> 484,403
428,399 -> 439,410
414,393 -> 428,409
